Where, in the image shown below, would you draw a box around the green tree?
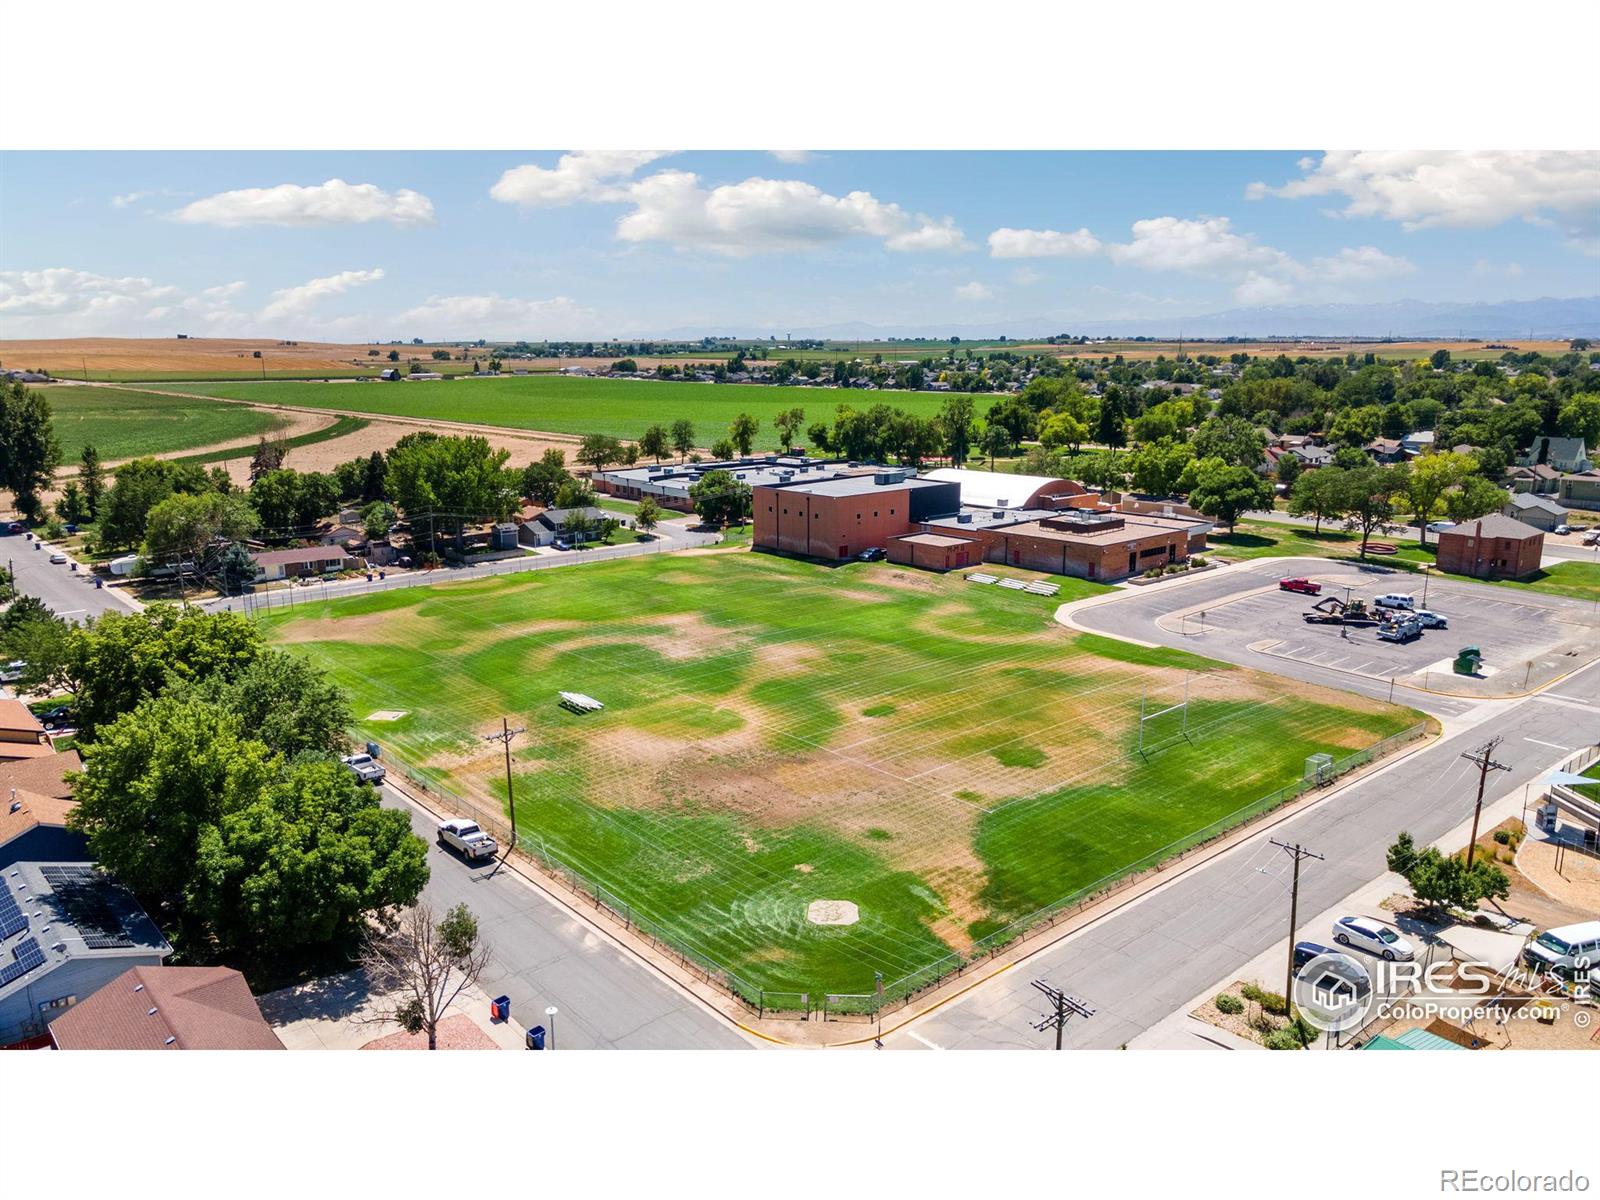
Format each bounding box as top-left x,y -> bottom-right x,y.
553,478 -> 597,510
521,448 -> 571,506
979,422 -> 1014,470
728,412 -> 760,456
937,394 -> 977,464
0,380 -> 62,521
1442,474 -> 1506,524
1557,395 -> 1600,446
1275,452 -> 1302,489
710,437 -> 737,460
576,433 -> 623,472
1184,457 -> 1274,532
1287,466 -> 1346,533
986,396 -> 1036,447
688,468 -> 752,528
361,500 -> 397,541
142,491 -> 260,570
670,418 -> 697,461
248,468 -> 302,533
63,604 -> 264,738
0,597 -> 73,696
1190,415 -> 1267,469
360,902 -> 489,1051
216,541 -> 260,597
1384,831 -> 1510,916
249,436 -> 288,484
79,445 -> 105,519
773,407 -> 806,451
97,457 -> 194,550
1336,464 -> 1406,557
1095,390 -> 1127,449
1039,411 -> 1091,452
634,496 -> 661,537
54,480 -> 89,525
1401,451 -> 1475,545
387,435 -> 516,548
638,423 -> 669,463
1126,437 -> 1194,496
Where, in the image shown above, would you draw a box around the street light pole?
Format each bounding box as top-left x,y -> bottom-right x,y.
545,1005 -> 558,1050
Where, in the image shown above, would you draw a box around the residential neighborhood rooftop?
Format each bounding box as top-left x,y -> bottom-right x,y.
49,964 -> 284,1050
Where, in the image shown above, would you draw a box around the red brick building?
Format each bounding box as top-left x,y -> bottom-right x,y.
1434,514 -> 1545,580
753,471 -> 961,560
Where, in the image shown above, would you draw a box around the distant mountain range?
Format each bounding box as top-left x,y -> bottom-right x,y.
648,296 -> 1600,342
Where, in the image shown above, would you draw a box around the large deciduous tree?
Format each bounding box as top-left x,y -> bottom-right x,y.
1183,457 -> 1273,532
1401,451 -> 1475,546
688,468 -> 752,528
0,381 -> 61,522
937,394 -> 976,465
1336,464 -> 1407,557
728,412 -> 760,457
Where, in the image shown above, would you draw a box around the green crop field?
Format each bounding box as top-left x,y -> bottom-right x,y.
166,375 -> 950,443
41,385 -> 288,462
260,550 -> 1421,999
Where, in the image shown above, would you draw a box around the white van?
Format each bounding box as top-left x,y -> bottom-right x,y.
1522,920 -> 1600,979
1373,592 -> 1415,610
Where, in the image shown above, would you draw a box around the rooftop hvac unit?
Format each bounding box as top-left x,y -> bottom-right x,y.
957,512 -> 973,524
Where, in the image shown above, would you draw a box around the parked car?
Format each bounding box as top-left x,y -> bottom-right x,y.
858,547 -> 887,562
1278,577 -> 1321,595
1292,940 -> 1339,970
553,538 -> 572,551
48,550 -> 67,565
36,704 -> 76,730
1426,520 -> 1457,534
1521,919 -> 1600,979
1373,592 -> 1415,610
1413,609 -> 1448,629
1553,524 -> 1571,536
437,818 -> 499,860
1376,616 -> 1422,643
0,660 -> 25,683
340,752 -> 386,785
1333,916 -> 1415,961
3,521 -> 23,535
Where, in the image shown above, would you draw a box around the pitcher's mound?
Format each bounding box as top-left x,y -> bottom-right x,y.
367,710 -> 408,721
807,899 -> 860,926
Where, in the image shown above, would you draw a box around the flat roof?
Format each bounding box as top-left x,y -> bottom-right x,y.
771,474 -> 952,499
924,507 -> 1059,532
895,532 -> 980,548
992,515 -> 1191,547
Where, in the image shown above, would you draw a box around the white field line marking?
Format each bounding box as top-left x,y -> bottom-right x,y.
1523,737 -> 1570,751
906,1029 -> 945,1050
1543,693 -> 1592,704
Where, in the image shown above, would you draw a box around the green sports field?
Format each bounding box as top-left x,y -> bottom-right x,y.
42,385 -> 288,462
260,550 -> 1422,999
165,375 -> 949,443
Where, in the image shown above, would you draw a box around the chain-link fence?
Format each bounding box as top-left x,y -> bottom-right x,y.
384,721 -> 1428,1021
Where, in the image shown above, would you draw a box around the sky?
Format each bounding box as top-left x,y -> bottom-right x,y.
1,150 -> 1596,341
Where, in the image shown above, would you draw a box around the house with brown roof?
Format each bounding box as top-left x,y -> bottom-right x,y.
1434,514 -> 1545,580
49,965 -> 283,1050
0,750 -> 87,870
250,545 -> 359,581
0,699 -> 55,763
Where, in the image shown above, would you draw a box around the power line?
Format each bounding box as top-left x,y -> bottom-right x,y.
1460,737 -> 1512,869
482,717 -> 527,859
1030,979 -> 1095,1049
1269,839 -> 1323,1010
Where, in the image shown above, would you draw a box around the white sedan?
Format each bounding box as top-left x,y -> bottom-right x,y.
49,550 -> 68,564
1333,915 -> 1415,961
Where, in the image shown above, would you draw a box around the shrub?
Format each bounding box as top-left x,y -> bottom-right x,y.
1214,993 -> 1244,1015
1263,1028 -> 1306,1050
1493,829 -> 1511,845
1240,982 -> 1289,1015
1189,556 -> 1206,568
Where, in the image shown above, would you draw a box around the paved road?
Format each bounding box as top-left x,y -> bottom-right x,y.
1,532 -> 136,622
381,780 -> 750,1050
203,520 -> 725,616
894,591 -> 1600,1050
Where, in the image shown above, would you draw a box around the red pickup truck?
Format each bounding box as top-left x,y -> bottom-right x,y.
1278,577 -> 1322,595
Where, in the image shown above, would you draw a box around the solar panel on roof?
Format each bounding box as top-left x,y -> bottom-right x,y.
0,891 -> 26,940
39,866 -> 137,949
0,937 -> 44,986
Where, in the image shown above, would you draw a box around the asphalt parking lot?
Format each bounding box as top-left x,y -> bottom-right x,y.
1192,573 -> 1595,689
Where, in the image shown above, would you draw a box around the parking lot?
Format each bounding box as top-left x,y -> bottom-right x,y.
1183,573 -> 1600,694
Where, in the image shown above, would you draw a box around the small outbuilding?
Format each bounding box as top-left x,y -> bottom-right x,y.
1434,514 -> 1545,580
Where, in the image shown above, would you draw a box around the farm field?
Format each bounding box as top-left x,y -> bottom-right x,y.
39,384 -> 289,462
260,550 -> 1422,999
167,375 -> 951,442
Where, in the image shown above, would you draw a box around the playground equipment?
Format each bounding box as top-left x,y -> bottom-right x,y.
1453,645 -> 1483,675
1303,596 -> 1379,625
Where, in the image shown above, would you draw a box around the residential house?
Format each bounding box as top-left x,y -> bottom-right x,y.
250,545 -> 359,581
1400,431 -> 1435,456
1503,491 -> 1570,532
1365,438 -> 1406,464
518,506 -> 622,547
1556,470 -> 1600,512
1435,514 -> 1545,580
0,700 -> 55,765
1505,464 -> 1562,496
0,750 -> 86,870
0,862 -> 171,1046
49,965 -> 284,1050
1518,436 -> 1592,474
1292,443 -> 1334,468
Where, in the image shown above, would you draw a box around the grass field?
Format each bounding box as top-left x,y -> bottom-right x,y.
166,376 -> 950,442
41,385 -> 288,462
260,550 -> 1420,998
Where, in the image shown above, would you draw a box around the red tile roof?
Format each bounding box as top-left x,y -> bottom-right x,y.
49,965 -> 284,1050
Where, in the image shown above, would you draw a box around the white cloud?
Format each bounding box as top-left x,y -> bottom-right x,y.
613,171 -> 969,256
955,281 -> 994,301
111,191 -> 151,208
0,267 -> 179,331
259,268 -> 384,322
1231,272 -> 1298,307
768,150 -> 814,164
490,151 -> 666,207
175,179 -> 435,227
1309,245 -> 1415,282
1248,150 -> 1600,251
987,227 -> 1102,259
1106,216 -> 1296,275
395,293 -> 603,340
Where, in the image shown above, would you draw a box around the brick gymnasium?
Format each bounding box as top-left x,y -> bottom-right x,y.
596,456 -> 1210,582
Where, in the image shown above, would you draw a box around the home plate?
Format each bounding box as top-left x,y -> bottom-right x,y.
807,899 -> 860,926
367,710 -> 409,721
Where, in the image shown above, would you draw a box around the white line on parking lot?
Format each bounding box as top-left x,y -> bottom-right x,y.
1523,737 -> 1570,751
1543,693 -> 1592,704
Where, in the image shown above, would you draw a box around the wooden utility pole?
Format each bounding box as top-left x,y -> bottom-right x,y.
482,717 -> 526,858
1270,840 -> 1323,1009
1031,980 -> 1095,1049
1460,737 -> 1512,868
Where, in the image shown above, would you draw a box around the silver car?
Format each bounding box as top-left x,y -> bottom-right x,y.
1333,915 -> 1415,961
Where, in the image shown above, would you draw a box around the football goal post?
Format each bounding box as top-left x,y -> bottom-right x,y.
1137,672 -> 1192,758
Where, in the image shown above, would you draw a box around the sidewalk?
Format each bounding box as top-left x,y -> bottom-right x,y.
259,968 -> 526,1051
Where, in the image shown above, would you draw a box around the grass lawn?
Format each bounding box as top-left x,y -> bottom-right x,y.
41,385 -> 288,462
165,375 -> 949,443
260,550 -> 1421,999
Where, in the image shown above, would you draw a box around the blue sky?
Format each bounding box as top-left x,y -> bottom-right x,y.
2,150 -> 1595,340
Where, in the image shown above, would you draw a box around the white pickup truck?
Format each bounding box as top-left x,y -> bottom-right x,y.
340,752 -> 386,785
437,818 -> 499,860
